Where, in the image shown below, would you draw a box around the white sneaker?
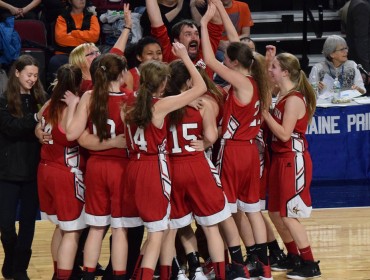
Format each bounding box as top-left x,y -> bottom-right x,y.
178,269 -> 190,280
192,267 -> 208,280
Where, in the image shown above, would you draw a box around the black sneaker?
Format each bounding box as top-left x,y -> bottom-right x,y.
245,254 -> 260,279
284,254 -> 303,271
286,260 -> 321,279
226,262 -> 250,280
244,256 -> 272,280
95,263 -> 105,276
269,249 -> 287,271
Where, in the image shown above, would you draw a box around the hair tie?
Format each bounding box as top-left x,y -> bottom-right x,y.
195,59 -> 206,69
100,65 -> 106,71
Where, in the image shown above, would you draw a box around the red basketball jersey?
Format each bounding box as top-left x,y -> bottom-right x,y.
126,98 -> 168,155
88,92 -> 130,158
167,107 -> 203,156
270,91 -> 309,153
41,107 -> 85,170
220,76 -> 261,141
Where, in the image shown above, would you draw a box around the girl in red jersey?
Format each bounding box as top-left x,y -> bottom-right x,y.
262,53 -> 321,279
63,53 -> 130,280
122,42 -> 206,280
201,2 -> 272,279
37,64 -> 87,280
162,59 -> 231,280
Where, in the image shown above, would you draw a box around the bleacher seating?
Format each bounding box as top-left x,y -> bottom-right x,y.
246,0 -> 344,74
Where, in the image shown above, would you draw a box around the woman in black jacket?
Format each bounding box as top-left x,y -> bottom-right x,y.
0,54 -> 47,280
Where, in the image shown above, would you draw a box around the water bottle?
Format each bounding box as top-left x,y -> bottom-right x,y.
333,77 -> 341,101
310,70 -> 319,99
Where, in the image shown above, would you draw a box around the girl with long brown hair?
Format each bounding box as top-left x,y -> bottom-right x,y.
0,54 -> 47,280
63,53 -> 130,280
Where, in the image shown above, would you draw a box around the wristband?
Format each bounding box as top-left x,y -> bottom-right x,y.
124,26 -> 132,31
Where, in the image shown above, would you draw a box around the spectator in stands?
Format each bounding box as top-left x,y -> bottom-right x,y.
346,0 -> 370,92
0,54 -> 48,280
140,0 -> 192,41
0,0 -> 41,21
47,0 -> 100,88
69,3 -> 132,95
309,35 -> 366,96
217,0 -> 254,61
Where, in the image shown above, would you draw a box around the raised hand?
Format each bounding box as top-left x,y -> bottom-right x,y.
123,3 -> 132,29
265,45 -> 276,63
171,42 -> 188,59
61,90 -> 80,107
200,1 -> 216,26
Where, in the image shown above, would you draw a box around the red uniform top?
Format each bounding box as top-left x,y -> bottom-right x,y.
126,98 -> 168,155
220,76 -> 261,141
129,67 -> 140,92
40,107 -> 85,170
88,92 -> 129,158
167,107 -> 203,157
151,23 -> 223,78
270,91 -> 309,153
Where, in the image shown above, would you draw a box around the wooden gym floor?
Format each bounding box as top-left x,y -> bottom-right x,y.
1,207 -> 370,280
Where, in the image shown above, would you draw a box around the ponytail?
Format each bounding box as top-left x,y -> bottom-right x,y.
297,70 -> 316,122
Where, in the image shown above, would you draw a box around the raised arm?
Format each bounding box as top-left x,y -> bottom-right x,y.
153,43 -> 206,125
146,0 -> 164,28
164,0 -> 184,23
212,0 -> 239,42
112,3 -> 132,53
190,0 -> 204,25
201,3 -> 250,101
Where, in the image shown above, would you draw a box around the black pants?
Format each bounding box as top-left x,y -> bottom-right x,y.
0,179 -> 39,256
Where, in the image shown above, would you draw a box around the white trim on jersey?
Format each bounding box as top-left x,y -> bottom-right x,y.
228,201 -> 238,214
169,213 -> 193,229
259,199 -> 266,210
122,216 -> 144,228
195,194 -> 231,226
41,209 -> 87,231
111,217 -> 125,229
144,203 -> 170,232
295,153 -> 306,193
238,200 -> 261,213
85,213 -> 110,227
